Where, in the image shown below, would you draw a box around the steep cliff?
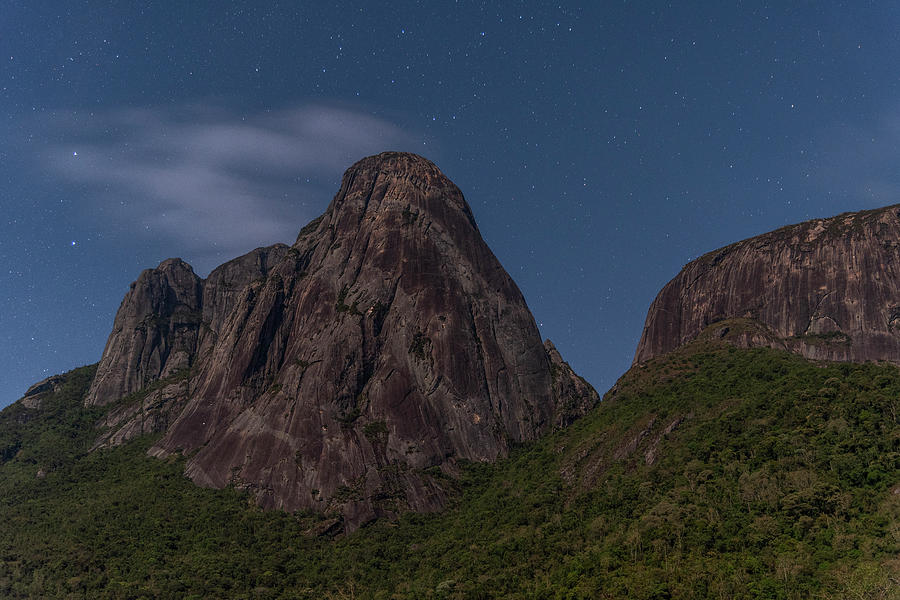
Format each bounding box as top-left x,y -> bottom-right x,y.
545,340 -> 599,427
634,204 -> 900,365
88,152 -> 596,530
85,258 -> 202,407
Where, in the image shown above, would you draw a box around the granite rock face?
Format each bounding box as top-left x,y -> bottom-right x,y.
85,259 -> 202,407
545,340 -> 599,427
634,205 -> 900,365
198,244 -> 291,353
88,152 -> 596,530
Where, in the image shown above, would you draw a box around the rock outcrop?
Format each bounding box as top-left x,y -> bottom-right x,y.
85,258 -> 202,407
545,340 -> 599,427
634,204 -> 900,365
198,244 -> 291,353
20,374 -> 67,410
85,247 -> 292,408
88,152 -> 597,530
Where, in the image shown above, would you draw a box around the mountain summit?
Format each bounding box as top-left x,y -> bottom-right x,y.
634,204 -> 900,365
85,152 -> 597,530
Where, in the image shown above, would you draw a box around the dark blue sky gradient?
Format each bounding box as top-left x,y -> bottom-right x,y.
3,2 -> 900,407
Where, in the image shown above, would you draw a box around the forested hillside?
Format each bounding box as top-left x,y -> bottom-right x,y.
1,333 -> 897,598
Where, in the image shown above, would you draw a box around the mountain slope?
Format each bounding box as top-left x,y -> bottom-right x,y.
635,204 -> 900,365
1,336 -> 897,598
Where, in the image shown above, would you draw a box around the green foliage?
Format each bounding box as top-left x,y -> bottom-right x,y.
0,365 -> 100,472
337,407 -> 361,426
408,331 -> 432,361
335,285 -> 361,315
1,344 -> 898,598
794,330 -> 852,346
363,420 -> 388,443
401,206 -> 419,226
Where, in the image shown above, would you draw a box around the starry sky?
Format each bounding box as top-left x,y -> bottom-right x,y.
3,2 -> 900,408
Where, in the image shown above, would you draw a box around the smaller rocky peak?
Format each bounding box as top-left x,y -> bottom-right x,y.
122,256 -> 203,318
201,244 -> 291,343
204,245 -> 289,283
128,258 -> 202,313
545,339 -> 600,427
85,258 -> 204,407
156,257 -> 194,272
133,257 -> 197,286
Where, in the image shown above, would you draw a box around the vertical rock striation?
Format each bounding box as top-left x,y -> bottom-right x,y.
634,205 -> 900,365
85,258 -> 202,407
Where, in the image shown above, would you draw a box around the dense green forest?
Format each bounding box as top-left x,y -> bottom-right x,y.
1,334 -> 898,598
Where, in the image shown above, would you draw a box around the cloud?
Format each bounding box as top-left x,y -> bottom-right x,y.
41,103 -> 421,271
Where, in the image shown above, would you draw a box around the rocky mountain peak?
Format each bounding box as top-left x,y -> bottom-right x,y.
155,257 -> 194,272
85,152 -> 597,531
334,152 -> 470,207
294,152 -> 481,270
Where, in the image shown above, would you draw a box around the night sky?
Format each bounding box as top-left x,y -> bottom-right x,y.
3,2 -> 900,408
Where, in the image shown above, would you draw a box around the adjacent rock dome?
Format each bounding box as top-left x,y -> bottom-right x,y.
634,205 -> 900,365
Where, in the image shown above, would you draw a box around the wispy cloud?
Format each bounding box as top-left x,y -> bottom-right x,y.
41,103 -> 420,271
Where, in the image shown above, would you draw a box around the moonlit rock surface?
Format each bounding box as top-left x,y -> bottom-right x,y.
88,152 -> 597,531
85,258 -> 203,407
634,204 -> 900,365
